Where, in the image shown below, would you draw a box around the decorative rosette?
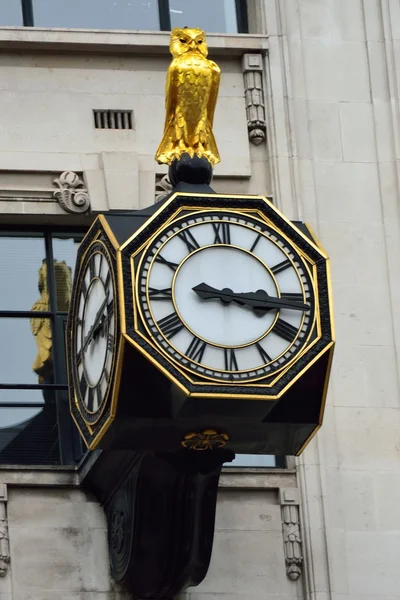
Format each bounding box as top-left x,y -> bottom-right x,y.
181,429 -> 229,450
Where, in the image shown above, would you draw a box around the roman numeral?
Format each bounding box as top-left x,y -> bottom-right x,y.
212,222 -> 231,244
280,292 -> 304,302
86,387 -> 94,411
154,254 -> 179,272
148,287 -> 172,301
158,312 -> 184,338
224,348 -> 239,371
107,333 -> 114,351
250,233 -> 262,252
255,343 -> 272,363
103,367 -> 109,384
186,337 -> 207,362
89,256 -> 96,280
76,349 -> 82,366
81,280 -> 87,298
272,318 -> 298,343
271,259 -> 291,274
79,374 -> 87,399
104,270 -> 111,292
97,253 -> 104,277
107,300 -> 114,316
178,229 -> 200,252
95,386 -> 102,410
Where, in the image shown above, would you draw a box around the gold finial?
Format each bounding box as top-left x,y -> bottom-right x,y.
155,28 -> 221,167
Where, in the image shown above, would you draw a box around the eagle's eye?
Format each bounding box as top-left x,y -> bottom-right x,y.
179,38 -> 186,43
197,40 -> 203,44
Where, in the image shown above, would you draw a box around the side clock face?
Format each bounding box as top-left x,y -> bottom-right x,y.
137,211 -> 316,383
72,241 -> 117,422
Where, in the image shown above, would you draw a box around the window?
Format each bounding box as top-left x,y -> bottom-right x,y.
0,228 -> 85,466
0,227 -> 281,470
3,0 -> 248,33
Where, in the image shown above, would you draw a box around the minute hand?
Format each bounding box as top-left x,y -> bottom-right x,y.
192,283 -> 310,314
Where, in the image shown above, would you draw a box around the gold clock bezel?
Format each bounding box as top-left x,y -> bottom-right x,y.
132,208 -> 318,384
71,237 -> 118,425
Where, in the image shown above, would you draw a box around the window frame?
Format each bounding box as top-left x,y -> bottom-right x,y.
18,0 -> 248,33
0,225 -> 86,466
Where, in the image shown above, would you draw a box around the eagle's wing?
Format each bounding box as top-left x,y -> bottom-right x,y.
207,60 -> 221,128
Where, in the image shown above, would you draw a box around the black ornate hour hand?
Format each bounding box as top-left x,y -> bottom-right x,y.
192,282 -> 310,316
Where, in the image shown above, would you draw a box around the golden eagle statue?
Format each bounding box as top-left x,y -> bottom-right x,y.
31,260 -> 72,383
155,27 -> 221,166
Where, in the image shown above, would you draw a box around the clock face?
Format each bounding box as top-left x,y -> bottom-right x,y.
72,241 -> 117,422
137,211 -> 316,383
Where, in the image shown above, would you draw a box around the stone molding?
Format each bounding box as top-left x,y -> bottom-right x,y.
0,484 -> 9,577
242,53 -> 267,145
53,171 -> 91,214
279,488 -> 303,581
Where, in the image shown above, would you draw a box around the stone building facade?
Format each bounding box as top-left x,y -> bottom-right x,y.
0,1 -> 399,599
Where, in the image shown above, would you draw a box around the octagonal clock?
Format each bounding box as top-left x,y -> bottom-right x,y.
67,193 -> 334,455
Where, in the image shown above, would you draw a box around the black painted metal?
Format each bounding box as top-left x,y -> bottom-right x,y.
83,448 -> 234,598
235,0 -> 249,33
21,0 -> 34,26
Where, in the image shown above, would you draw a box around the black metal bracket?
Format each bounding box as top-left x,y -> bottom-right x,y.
82,448 -> 233,598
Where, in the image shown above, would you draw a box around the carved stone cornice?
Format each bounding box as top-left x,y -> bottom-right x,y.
0,485 -> 10,577
53,171 -> 91,214
279,488 -> 303,580
242,53 -> 267,145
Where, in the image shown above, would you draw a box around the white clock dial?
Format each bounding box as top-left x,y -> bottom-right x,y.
73,242 -> 116,418
137,211 -> 315,383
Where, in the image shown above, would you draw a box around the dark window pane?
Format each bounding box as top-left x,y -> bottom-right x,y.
32,0 -> 160,30
0,0 -> 23,26
52,234 -> 83,312
228,455 -> 277,467
0,234 -> 47,312
0,396 -> 60,465
170,0 -> 238,33
0,318 -> 53,384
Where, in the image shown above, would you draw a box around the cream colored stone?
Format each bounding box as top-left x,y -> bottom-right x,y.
308,101 -> 343,161
101,151 -> 138,210
303,40 -> 370,102
298,0 -> 365,42
335,407 -> 400,471
195,530 -> 288,594
375,472 -> 400,530
346,532 -> 400,596
339,103 -> 376,162
314,162 -> 381,223
340,470 -> 377,531
215,490 -> 281,531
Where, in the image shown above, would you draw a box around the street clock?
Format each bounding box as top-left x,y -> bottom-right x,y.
67,193 -> 334,456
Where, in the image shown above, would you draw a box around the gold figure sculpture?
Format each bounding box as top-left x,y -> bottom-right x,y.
31,260 -> 72,383
155,28 -> 221,166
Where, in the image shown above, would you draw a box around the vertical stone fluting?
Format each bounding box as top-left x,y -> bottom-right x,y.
0,485 -> 10,577
242,53 -> 267,145
279,488 -> 303,580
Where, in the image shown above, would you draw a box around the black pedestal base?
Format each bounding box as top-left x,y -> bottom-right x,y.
169,153 -> 213,187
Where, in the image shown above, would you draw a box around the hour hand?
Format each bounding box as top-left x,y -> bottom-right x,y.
192,282 -> 310,314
